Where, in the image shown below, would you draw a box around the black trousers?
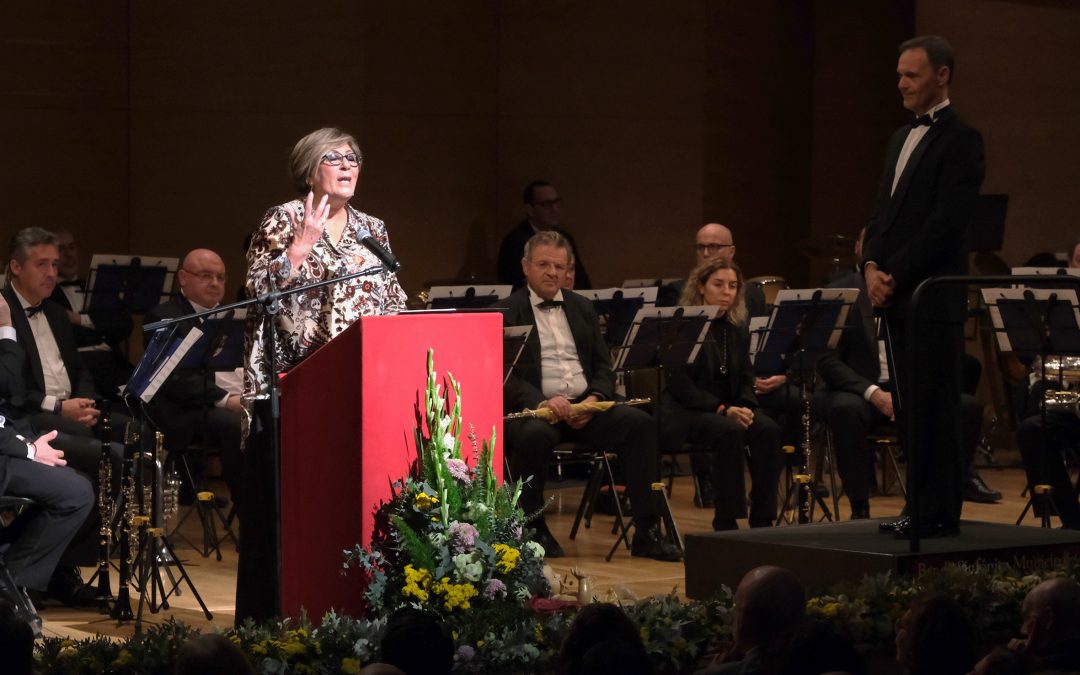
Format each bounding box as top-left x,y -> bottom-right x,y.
1,460 -> 94,590
235,400 -> 280,626
155,406 -> 243,509
504,405 -> 660,525
1017,409 -> 1080,528
662,401 -> 783,525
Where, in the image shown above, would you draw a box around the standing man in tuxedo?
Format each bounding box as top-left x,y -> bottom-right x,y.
497,181 -> 592,290
50,230 -> 133,401
862,36 -> 985,537
144,248 -> 243,511
498,230 -> 680,561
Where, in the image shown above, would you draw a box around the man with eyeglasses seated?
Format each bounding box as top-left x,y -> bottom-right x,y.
48,230 -> 134,403
498,230 -> 681,562
144,249 -> 243,512
658,223 -> 767,317
496,180 -> 592,290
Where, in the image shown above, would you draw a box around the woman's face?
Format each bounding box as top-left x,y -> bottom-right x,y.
309,143 -> 361,203
699,268 -> 739,313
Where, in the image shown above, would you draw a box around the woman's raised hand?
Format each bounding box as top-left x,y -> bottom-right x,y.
288,191 -> 331,268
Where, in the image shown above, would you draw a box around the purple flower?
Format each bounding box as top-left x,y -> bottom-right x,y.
448,521 -> 479,553
446,458 -> 471,482
483,578 -> 507,600
513,524 -> 523,540
455,644 -> 476,662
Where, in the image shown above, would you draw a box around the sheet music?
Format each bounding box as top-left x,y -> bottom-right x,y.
768,288 -> 858,352
426,285 -> 512,309
141,327 -> 204,403
502,325 -> 533,384
747,316 -> 769,364
622,278 -> 681,288
578,287 -> 658,304
615,305 -> 718,370
981,287 -> 1080,354
86,254 -> 179,313
1011,267 -> 1079,277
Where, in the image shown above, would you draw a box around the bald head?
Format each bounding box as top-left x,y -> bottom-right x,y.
1022,578 -> 1080,652
695,223 -> 736,264
179,248 -> 227,309
733,565 -> 806,650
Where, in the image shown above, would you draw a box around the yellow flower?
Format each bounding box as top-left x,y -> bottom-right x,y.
414,492 -> 439,511
282,640 -> 307,656
492,543 -> 521,573
433,576 -> 479,612
111,649 -> 137,668
403,564 -> 433,602
342,657 -> 362,674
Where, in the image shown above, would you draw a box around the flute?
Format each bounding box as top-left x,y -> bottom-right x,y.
504,398 -> 651,423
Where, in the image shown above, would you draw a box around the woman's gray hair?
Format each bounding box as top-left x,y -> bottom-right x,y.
289,127 -> 361,196
679,257 -> 747,326
9,227 -> 58,264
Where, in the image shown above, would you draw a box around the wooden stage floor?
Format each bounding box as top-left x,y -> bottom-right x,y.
40,459 -> 1043,641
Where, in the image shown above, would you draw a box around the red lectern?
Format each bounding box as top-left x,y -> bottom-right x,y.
277,312 -> 504,621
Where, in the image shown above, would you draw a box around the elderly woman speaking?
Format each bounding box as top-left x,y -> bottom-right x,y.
237,127 -> 406,625
243,127 -> 407,398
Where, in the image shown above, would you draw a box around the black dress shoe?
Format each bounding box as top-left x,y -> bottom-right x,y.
850,502 -> 871,520
534,531 -> 565,559
878,515 -> 909,533
47,566 -> 99,608
962,472 -> 1002,503
893,518 -> 959,539
712,517 -> 738,531
630,524 -> 683,562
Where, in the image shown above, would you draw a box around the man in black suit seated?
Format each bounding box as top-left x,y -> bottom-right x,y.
657,223 -> 768,317
817,228 -> 997,520
496,180 -> 592,290
498,230 -> 680,561
144,249 -> 243,511
0,292 -> 94,616
50,230 -> 133,401
862,36 -> 985,537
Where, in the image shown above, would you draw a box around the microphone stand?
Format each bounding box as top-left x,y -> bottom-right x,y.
142,262 -> 392,619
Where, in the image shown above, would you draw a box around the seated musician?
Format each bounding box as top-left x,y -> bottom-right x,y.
498,230 -> 681,561
0,293 -> 95,610
659,258 -> 783,530
1016,237 -> 1080,528
144,249 -> 243,510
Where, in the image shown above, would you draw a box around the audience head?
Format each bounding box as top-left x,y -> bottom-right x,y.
289,127 -> 362,197
775,618 -> 867,675
577,638 -> 651,675
523,180 -> 562,229
7,226 -> 59,305
970,646 -> 1026,675
179,248 -> 228,309
731,565 -> 806,652
1069,236 -> 1080,269
556,603 -> 645,675
0,600 -> 34,675
681,258 -> 746,326
522,230 -> 573,301
54,229 -> 80,279
695,223 -> 736,265
174,633 -> 255,675
897,35 -> 953,115
380,607 -> 454,675
895,592 -> 973,675
1018,577 -> 1080,656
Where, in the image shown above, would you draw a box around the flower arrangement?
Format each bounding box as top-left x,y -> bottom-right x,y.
343,350 -> 549,625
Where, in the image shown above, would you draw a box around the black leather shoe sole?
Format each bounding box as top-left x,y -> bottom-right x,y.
893,519 -> 959,539
878,516 -> 909,534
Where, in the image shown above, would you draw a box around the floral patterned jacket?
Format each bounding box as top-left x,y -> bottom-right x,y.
243,200 -> 407,400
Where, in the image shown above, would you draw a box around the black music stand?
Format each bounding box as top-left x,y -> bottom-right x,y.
613,305 -> 718,558
86,254 -> 178,313
503,325 -> 532,384
983,287 -> 1080,525
755,288 -> 854,525
582,287 -> 657,347
426,284 -> 511,310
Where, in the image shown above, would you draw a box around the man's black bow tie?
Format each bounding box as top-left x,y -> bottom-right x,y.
537,299 -> 563,309
25,305 -> 44,318
910,114 -> 934,128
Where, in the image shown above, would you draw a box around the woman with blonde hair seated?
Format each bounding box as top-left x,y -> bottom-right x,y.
660,258 -> 783,530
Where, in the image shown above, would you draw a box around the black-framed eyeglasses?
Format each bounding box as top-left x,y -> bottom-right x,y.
695,243 -> 734,255
321,151 -> 362,168
182,268 -> 227,284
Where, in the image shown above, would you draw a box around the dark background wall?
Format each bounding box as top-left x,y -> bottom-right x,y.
2,0 -> 1077,296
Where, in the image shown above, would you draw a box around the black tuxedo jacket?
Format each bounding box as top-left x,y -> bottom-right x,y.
496,288 -> 613,412
663,319 -> 758,413
143,295 -> 229,410
1,285 -> 96,415
862,106 -> 985,321
49,282 -> 133,348
817,271 -> 880,398
0,336 -> 38,492
496,220 -> 592,290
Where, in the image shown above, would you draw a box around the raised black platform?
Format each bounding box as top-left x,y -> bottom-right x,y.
685,519 -> 1080,599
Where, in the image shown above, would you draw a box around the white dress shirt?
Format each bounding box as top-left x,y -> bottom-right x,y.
12,286 -> 71,413
529,288 -> 588,400
891,98 -> 951,196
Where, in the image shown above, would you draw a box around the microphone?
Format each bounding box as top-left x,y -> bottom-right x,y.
361,236 -> 401,272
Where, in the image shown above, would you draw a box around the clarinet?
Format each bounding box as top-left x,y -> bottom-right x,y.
797,393 -> 813,524
110,420 -> 138,621
93,402 -> 113,608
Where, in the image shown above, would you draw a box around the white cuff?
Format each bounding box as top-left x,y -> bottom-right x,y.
863,384 -> 880,402
42,395 -> 58,414
0,326 -> 15,341
214,393 -> 231,409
